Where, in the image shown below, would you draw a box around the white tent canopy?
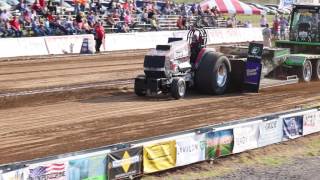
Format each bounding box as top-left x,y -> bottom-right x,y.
200,0 -> 263,15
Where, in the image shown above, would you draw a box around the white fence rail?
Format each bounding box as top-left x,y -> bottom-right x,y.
0,28 -> 263,58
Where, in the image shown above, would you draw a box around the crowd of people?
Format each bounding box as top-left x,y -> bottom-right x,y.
0,0 -> 290,40
261,14 -> 289,47
0,0 -> 168,37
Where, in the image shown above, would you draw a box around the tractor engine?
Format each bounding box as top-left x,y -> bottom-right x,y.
143,40 -> 191,79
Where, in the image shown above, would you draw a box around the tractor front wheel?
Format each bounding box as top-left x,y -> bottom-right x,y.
134,76 -> 147,96
297,60 -> 312,82
171,78 -> 186,99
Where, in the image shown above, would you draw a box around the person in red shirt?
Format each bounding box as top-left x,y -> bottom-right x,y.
176,16 -> 185,30
94,22 -> 105,53
272,15 -> 280,40
39,0 -> 45,8
9,16 -> 22,37
32,0 -> 43,15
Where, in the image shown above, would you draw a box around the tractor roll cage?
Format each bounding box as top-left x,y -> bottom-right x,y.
187,28 -> 208,48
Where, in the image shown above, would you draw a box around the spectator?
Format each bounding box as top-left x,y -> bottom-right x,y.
0,10 -> 10,22
260,14 -> 267,27
74,0 -> 81,14
73,19 -> 82,34
22,10 -> 32,26
150,15 -> 159,31
80,0 -> 87,12
31,18 -> 46,36
230,14 -> 237,28
262,24 -> 272,47
279,16 -> 288,40
210,6 -> 218,17
106,14 -> 115,31
92,0 -> 102,13
197,5 -> 203,16
161,3 -> 170,15
47,0 -> 57,14
9,16 -> 22,37
177,16 -> 185,30
43,18 -> 52,35
147,9 -> 155,20
128,0 -> 136,13
32,0 -> 44,15
180,3 -> 187,16
244,21 -> 252,28
272,14 -> 280,40
31,10 -> 37,20
123,0 -> 129,11
16,0 -> 28,12
94,21 -> 105,53
75,12 -> 84,27
124,11 -> 133,26
190,4 -> 196,15
140,8 -> 149,23
226,17 -> 233,28
39,0 -> 45,9
112,9 -> 120,20
0,19 -> 10,37
82,19 -> 92,33
87,11 -> 96,27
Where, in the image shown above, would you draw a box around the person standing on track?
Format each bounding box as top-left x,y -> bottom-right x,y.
262,24 -> 272,47
94,21 -> 105,53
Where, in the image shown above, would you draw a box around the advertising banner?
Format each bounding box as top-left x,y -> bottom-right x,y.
176,134 -> 206,166
303,111 -> 320,135
27,162 -> 68,180
107,146 -> 143,180
68,155 -> 107,180
143,140 -> 176,173
0,168 -> 28,180
45,35 -> 94,55
244,42 -> 263,93
80,38 -> 94,54
283,115 -> 303,139
205,129 -> 234,159
258,118 -> 284,147
233,122 -> 260,153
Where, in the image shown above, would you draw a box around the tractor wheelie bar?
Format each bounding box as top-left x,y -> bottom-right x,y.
135,3 -> 320,99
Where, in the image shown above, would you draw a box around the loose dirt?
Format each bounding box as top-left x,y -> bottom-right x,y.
1,53 -> 320,166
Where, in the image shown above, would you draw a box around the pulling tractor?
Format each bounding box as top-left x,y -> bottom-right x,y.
134,28 -> 232,99
134,3 -> 320,99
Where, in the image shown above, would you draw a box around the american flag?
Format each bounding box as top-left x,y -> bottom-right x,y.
29,163 -> 65,179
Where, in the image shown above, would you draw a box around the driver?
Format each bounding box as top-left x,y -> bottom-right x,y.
190,33 -> 202,64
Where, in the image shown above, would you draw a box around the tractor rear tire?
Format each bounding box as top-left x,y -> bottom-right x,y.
171,78 -> 186,99
134,76 -> 147,96
312,60 -> 320,80
297,60 -> 312,82
195,52 -> 231,95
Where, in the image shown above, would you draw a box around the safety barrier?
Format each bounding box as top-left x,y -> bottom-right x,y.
0,34 -> 95,58
101,28 -> 263,51
0,28 -> 263,58
0,105 -> 319,180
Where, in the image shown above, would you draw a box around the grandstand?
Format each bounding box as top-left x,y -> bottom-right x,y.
0,0 -> 258,38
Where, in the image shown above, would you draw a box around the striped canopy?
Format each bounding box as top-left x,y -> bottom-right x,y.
200,0 -> 263,15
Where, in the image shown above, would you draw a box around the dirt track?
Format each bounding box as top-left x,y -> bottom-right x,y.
1,53 -> 320,165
